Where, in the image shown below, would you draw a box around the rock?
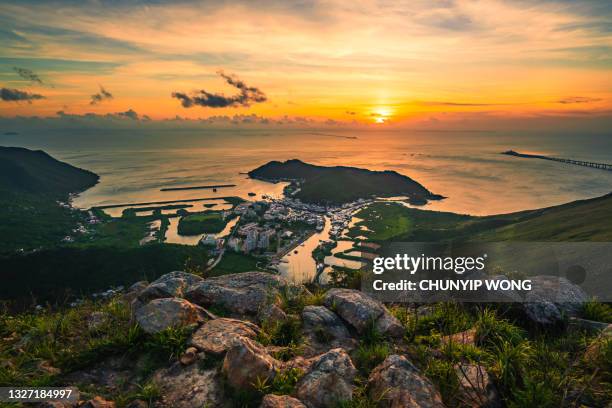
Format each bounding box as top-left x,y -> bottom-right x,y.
569,317 -> 610,332
301,306 -> 356,356
295,348 -> 356,408
38,402 -> 74,408
38,360 -> 61,375
455,364 -> 501,408
523,276 -> 588,323
222,336 -> 282,391
79,396 -> 116,408
179,346 -> 199,365
134,298 -> 207,334
259,303 -> 288,325
87,311 -> 107,331
260,394 -> 307,408
125,400 -> 147,408
190,318 -> 260,354
186,272 -> 307,316
323,289 -> 403,338
152,362 -> 223,408
123,281 -> 149,303
367,354 -> 444,408
138,271 -> 203,304
441,328 -> 476,346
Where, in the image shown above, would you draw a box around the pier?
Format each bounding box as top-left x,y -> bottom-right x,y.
502,150 -> 612,171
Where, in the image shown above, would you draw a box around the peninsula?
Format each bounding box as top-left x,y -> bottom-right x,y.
248,159 -> 444,205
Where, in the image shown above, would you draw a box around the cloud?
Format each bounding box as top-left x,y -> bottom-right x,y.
345,111 -> 357,115
90,85 -> 113,105
558,96 -> 602,104
172,71 -> 267,108
116,108 -> 139,120
0,87 -> 45,102
13,67 -> 44,85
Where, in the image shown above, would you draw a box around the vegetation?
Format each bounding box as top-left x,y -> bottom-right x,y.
248,159 -> 442,204
209,252 -> 261,276
177,211 -> 229,235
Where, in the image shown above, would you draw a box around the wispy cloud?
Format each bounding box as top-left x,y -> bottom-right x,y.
13,66 -> 44,85
90,86 -> 113,105
172,71 -> 267,108
557,96 -> 602,104
0,87 -> 44,102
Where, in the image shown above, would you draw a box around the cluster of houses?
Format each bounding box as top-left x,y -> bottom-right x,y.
226,222 -> 277,253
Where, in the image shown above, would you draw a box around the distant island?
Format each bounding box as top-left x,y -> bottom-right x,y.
248,159 -> 444,204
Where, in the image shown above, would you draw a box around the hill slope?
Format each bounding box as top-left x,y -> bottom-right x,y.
249,159 -> 443,204
0,146 -> 98,195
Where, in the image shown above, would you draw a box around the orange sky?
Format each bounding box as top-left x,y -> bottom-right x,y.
1,0 -> 611,128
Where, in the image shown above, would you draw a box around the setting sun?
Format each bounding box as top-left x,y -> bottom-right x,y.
372,107 -> 393,124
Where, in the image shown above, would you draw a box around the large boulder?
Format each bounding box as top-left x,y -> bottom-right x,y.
190,318 -> 260,354
323,289 -> 403,338
367,354 -> 445,408
152,362 -> 223,408
222,336 -> 282,391
295,348 -> 356,408
186,272 -> 306,316
522,276 -> 588,324
260,394 -> 307,408
138,271 -> 203,304
301,306 -> 357,356
455,364 -> 501,408
134,298 -> 207,334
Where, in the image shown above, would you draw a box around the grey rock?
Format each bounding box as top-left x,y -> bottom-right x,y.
301,306 -> 356,356
138,271 -> 203,304
367,354 -> 445,408
134,297 -> 207,334
455,364 -> 501,408
222,336 -> 282,391
152,363 -> 223,408
190,318 -> 260,354
260,394 -> 307,408
296,348 -> 356,408
323,289 -> 403,338
186,272 -> 306,316
259,303 -> 288,325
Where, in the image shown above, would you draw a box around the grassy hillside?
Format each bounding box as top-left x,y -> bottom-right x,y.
353,192 -> 612,243
249,159 -> 443,204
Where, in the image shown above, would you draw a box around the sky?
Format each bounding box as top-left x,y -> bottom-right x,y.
0,0 -> 611,130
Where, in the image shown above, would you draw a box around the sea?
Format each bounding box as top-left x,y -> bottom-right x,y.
4,128 -> 611,216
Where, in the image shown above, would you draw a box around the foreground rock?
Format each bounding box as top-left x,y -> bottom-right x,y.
455,364 -> 501,408
301,306 -> 357,356
190,317 -> 260,354
368,354 -> 445,408
134,298 -> 207,334
522,276 -> 588,325
323,289 -> 403,338
137,271 -> 203,304
296,348 -> 356,408
186,272 -> 306,317
260,394 -> 307,408
441,328 -> 476,346
80,397 -> 116,408
152,363 -> 223,408
222,337 -> 282,391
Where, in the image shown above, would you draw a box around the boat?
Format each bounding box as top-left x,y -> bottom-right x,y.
248,192 -> 256,197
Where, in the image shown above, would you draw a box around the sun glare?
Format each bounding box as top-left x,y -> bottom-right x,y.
372,107 -> 392,124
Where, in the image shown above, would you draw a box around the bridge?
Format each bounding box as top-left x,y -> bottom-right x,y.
502,150 -> 612,171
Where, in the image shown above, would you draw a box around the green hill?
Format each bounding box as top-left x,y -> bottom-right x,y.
353,192 -> 612,243
249,159 -> 443,204
0,146 -> 98,195
0,146 -> 99,252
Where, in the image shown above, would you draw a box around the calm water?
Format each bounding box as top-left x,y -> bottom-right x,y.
4,128 -> 612,216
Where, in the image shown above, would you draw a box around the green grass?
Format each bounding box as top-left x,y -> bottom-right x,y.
581,300 -> 612,323
210,252 -> 261,276
348,203 -> 412,241
177,211 -> 229,235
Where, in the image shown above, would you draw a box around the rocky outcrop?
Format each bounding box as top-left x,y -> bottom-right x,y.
367,354 -> 445,408
186,272 -> 306,317
522,276 -> 588,325
323,289 -> 403,338
80,397 -> 116,408
138,271 -> 203,304
152,363 -> 223,408
222,336 -> 282,391
295,348 -> 356,408
259,303 -> 288,325
455,364 -> 501,408
190,317 -> 260,354
134,297 -> 207,334
179,346 -> 199,365
301,306 -> 356,356
441,328 -> 476,346
260,394 -> 307,408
